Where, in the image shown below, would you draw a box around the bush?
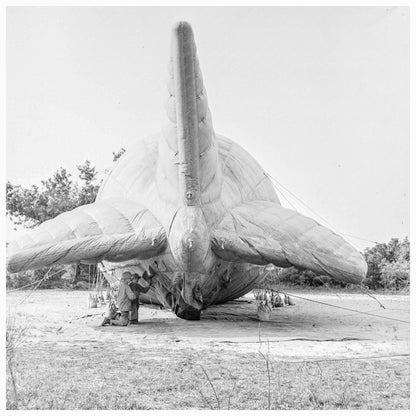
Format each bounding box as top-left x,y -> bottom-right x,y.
363,237 -> 410,290
274,268 -> 348,288
380,261 -> 410,290
257,266 -> 347,289
6,272 -> 32,290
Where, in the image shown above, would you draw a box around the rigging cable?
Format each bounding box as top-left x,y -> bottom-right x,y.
265,172 -> 382,247
263,173 -> 394,309
7,268 -> 64,293
280,291 -> 409,324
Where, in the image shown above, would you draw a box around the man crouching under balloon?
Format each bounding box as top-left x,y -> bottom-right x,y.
101,271 -> 153,326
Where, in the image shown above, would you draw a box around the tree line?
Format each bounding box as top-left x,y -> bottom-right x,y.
6,152 -> 409,292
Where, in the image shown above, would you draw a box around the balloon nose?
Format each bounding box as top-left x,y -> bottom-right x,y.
168,206 -> 215,273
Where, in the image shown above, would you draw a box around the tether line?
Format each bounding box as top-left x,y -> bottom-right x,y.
6,268 -> 65,293
265,172 -> 382,247
282,292 -> 409,324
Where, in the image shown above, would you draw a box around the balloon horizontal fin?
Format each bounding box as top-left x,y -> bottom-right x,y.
7,199 -> 167,273
211,200 -> 367,284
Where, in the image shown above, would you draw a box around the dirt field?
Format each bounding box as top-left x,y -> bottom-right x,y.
6,288 -> 410,410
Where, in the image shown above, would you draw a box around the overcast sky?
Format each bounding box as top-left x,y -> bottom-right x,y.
6,6 -> 409,250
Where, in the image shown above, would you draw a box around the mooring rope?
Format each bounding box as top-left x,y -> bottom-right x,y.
6,268 -> 64,293
265,172 -> 382,247
262,173 -> 403,312
357,284 -> 386,309
16,268 -> 63,305
281,291 -> 409,324
6,278 -> 46,293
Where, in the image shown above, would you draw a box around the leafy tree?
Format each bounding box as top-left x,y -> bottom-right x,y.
362,237 -> 410,290
397,236 -> 410,262
7,168 -> 77,228
76,160 -> 100,206
380,261 -> 409,290
7,162 -> 100,228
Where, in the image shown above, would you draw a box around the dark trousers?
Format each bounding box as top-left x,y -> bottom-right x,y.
130,299 -> 139,321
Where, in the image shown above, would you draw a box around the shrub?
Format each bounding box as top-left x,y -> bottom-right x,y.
363,237 -> 410,290
6,272 -> 32,290
380,261 -> 410,290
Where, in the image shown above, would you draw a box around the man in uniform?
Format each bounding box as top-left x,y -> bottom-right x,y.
128,272 -> 152,324
110,272 -> 137,326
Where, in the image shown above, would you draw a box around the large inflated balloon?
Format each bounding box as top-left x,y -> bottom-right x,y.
7,22 -> 367,320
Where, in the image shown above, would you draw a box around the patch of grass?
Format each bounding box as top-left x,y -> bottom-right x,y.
7,341 -> 410,410
6,314 -> 27,409
6,289 -> 409,410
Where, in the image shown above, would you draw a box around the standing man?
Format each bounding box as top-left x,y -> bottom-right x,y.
110,272 -> 137,326
129,272 -> 151,324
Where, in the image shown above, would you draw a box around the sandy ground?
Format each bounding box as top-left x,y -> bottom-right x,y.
6,289 -> 409,362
